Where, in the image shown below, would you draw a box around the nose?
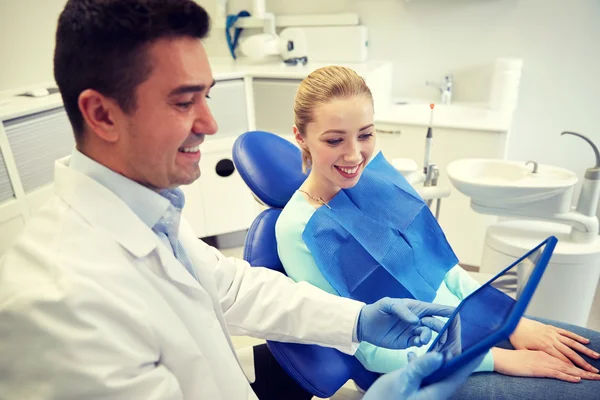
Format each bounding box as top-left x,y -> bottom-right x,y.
343,139 -> 363,164
192,101 -> 218,136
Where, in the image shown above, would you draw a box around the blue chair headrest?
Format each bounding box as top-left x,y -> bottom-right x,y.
233,131 -> 306,208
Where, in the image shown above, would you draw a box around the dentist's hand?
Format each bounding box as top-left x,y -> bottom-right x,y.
357,298 -> 455,349
363,352 -> 484,400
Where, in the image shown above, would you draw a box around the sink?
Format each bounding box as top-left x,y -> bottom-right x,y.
447,159 -> 578,213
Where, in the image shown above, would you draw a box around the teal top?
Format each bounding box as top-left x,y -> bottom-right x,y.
275,191 -> 495,374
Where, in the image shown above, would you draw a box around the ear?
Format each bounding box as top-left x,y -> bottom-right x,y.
293,125 -> 307,149
78,89 -> 121,143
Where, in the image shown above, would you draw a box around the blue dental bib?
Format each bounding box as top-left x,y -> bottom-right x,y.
302,152 -> 458,304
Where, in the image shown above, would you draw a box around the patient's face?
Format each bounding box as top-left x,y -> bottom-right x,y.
300,95 -> 375,195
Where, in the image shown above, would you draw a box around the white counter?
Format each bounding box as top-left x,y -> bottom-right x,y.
0,58 -> 512,133
0,58 -> 389,121
0,92 -> 64,122
377,102 -> 513,133
209,57 -> 393,80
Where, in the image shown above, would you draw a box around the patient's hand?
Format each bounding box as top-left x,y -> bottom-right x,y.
492,348 -> 600,382
509,318 -> 600,373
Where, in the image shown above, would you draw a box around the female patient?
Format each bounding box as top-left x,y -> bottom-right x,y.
275,66 -> 600,397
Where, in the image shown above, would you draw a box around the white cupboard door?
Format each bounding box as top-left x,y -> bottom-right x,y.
253,78 -> 300,136
199,143 -> 259,237
180,179 -> 208,239
207,79 -> 249,140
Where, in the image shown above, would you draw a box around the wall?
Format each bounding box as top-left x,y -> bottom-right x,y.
0,0 -> 67,91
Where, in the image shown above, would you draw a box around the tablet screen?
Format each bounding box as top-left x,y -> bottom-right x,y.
428,245 -> 544,360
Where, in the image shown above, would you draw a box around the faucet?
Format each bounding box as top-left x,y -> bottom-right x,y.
426,75 -> 452,105
561,131 -> 600,220
526,160 -> 539,174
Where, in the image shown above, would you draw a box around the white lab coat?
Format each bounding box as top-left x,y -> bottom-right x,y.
0,157 -> 363,400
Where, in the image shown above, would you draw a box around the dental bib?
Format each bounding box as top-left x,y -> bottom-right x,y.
302,152 -> 457,304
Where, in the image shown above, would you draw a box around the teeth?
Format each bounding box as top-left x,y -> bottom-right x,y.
338,165 -> 359,174
180,145 -> 200,153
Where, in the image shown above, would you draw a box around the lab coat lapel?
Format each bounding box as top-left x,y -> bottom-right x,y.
54,157 -> 157,258
153,219 -> 238,356
55,157 -> 212,296
55,157 -> 239,357
153,241 -> 207,293
177,223 -> 238,353
177,224 -> 221,301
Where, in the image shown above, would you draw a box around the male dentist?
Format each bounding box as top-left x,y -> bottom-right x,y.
0,1 -> 478,398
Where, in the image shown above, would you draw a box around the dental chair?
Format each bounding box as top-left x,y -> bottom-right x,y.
232,130 -> 380,397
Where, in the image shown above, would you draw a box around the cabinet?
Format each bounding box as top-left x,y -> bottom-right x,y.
375,123 -> 507,266
206,79 -> 249,140
180,78 -> 260,238
0,107 -> 74,253
183,137 -> 259,237
253,78 -> 300,135
252,63 -> 393,136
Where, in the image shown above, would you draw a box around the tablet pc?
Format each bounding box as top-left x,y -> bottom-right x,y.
421,235 -> 558,386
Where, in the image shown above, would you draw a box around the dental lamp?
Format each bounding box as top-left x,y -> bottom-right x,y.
239,27 -> 309,65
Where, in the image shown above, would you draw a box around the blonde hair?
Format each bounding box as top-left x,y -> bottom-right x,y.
294,66 -> 374,173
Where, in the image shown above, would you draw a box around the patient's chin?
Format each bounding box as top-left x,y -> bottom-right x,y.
339,176 -> 361,189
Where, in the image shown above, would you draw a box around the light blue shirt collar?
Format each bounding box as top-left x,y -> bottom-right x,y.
69,148 -> 172,228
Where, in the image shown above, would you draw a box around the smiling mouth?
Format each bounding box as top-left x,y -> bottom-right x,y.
178,144 -> 200,153
334,161 -> 363,178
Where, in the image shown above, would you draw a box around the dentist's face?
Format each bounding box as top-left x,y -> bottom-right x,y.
113,36 -> 218,190
297,96 -> 376,194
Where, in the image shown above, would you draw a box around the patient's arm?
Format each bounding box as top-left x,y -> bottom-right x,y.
443,265 -> 482,301
355,340 -> 428,373
275,194 -> 339,296
276,220 -> 338,296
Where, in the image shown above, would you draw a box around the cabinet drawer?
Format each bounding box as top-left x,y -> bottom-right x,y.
253,79 -> 301,136
0,143 -> 14,203
208,79 -> 248,139
181,138 -> 260,238
4,107 -> 73,193
180,179 -> 208,238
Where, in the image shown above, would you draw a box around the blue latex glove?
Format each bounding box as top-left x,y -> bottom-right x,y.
357,298 -> 455,349
429,311 -> 462,360
363,351 -> 485,400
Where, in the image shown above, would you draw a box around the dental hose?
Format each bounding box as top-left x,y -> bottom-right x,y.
424,103 -> 434,181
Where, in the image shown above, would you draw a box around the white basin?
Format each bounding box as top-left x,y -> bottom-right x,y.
447,159 -> 578,213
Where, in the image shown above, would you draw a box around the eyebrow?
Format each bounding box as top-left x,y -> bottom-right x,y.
321,124 -> 374,135
168,80 -> 216,96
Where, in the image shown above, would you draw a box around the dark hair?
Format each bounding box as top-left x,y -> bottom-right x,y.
53,0 -> 210,141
